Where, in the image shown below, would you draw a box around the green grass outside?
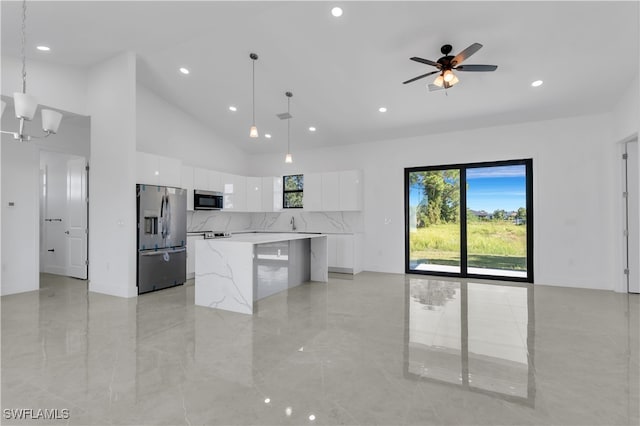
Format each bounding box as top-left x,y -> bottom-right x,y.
410,222 -> 527,271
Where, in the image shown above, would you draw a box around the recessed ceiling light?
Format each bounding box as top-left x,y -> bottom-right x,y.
378,107 -> 387,113
229,106 -> 237,112
531,80 -> 543,87
36,45 -> 50,51
309,127 -> 316,132
264,134 -> 272,139
309,414 -> 316,421
179,67 -> 190,75
331,7 -> 343,17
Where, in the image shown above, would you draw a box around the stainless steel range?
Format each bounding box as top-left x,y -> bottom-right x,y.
136,184 -> 187,294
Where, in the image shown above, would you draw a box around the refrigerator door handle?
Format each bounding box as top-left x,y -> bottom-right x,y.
139,247 -> 187,256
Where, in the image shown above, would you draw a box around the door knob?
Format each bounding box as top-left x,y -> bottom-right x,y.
65,230 -> 70,235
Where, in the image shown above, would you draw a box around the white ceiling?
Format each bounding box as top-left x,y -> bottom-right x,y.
2,1 -> 638,155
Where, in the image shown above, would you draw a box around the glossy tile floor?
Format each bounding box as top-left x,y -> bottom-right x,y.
1,273 -> 638,425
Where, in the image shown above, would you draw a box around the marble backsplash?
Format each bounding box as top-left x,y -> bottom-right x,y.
187,210 -> 363,234
187,211 -> 253,233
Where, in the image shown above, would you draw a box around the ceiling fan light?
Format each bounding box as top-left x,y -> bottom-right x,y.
443,70 -> 455,83
433,75 -> 444,87
449,74 -> 460,86
13,92 -> 38,121
42,109 -> 63,134
249,125 -> 259,138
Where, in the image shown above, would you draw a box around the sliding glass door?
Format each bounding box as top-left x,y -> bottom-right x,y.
408,169 -> 461,274
406,160 -> 533,282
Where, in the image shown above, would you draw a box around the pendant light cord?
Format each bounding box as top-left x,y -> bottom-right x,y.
21,0 -> 27,93
252,59 -> 255,125
287,96 -> 291,153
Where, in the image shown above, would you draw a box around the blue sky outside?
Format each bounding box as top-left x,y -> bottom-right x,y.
467,165 -> 526,212
409,165 -> 526,212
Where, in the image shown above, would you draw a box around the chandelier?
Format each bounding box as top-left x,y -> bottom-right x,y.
0,0 -> 63,142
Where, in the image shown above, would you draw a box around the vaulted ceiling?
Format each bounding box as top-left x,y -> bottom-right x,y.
2,1 -> 638,154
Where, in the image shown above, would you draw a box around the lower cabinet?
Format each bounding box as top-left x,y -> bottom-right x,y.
327,233 -> 362,274
186,235 -> 204,279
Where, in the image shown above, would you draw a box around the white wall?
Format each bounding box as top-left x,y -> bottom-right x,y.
137,84 -> 248,174
1,56 -> 88,115
87,52 -> 137,298
248,113 -> 617,291
1,140 -> 39,295
1,56 -> 90,295
1,104 -> 90,296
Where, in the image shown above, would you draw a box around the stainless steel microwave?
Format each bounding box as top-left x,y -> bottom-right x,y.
194,190 -> 223,210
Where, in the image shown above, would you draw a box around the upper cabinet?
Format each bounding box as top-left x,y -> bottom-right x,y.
303,173 -> 322,211
304,169 -> 363,212
261,176 -> 283,212
246,177 -> 263,212
193,168 -> 223,192
140,152 -> 363,213
136,152 -> 181,188
321,172 -> 341,211
193,167 -> 209,191
221,173 -> 246,211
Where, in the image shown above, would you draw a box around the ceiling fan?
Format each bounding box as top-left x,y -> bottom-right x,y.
403,43 -> 497,91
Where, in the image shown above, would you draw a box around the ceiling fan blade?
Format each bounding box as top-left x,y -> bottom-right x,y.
428,84 -> 444,92
410,57 -> 441,68
455,64 -> 498,72
402,70 -> 439,84
452,43 -> 483,66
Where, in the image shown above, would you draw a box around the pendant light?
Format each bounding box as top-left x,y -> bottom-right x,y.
249,53 -> 259,138
0,0 -> 63,142
285,92 -> 293,163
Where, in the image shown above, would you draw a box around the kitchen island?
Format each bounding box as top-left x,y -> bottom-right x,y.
195,233 -> 328,314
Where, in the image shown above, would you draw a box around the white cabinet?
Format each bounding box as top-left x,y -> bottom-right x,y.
327,233 -> 363,274
321,171 -> 341,211
261,177 -> 282,212
270,176 -> 283,211
193,167 -> 209,190
209,170 -> 223,192
186,234 -> 204,279
303,172 -> 322,211
222,173 -> 246,211
194,168 -> 223,192
339,170 -> 363,211
136,152 -> 181,187
306,170 -> 362,212
181,166 -> 194,211
246,177 -> 263,212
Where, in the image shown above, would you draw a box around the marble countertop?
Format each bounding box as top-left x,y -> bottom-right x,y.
197,232 -> 327,245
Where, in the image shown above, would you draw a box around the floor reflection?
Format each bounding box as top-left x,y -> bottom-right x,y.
404,277 -> 536,407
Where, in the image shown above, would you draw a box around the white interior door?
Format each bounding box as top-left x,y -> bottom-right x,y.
66,157 -> 88,279
626,141 -> 639,293
42,153 -> 68,275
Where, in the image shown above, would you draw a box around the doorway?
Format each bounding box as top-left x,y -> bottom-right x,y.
405,159 -> 533,283
40,151 -> 88,280
623,139 -> 639,293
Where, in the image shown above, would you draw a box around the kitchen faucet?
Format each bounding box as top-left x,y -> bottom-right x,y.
290,216 -> 296,231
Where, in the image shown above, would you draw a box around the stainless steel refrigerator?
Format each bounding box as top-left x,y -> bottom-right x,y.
136,184 -> 187,294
